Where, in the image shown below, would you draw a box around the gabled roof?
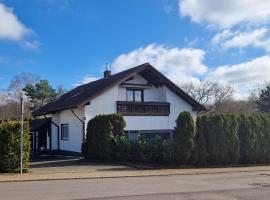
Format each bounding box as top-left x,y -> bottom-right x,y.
32,63 -> 205,116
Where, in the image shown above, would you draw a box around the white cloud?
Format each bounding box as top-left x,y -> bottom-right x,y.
112,44 -> 207,85
222,28 -> 270,51
179,0 -> 270,28
0,3 -> 31,41
211,30 -> 235,45
111,44 -> 270,99
73,75 -> 99,87
211,28 -> 270,52
206,56 -> 270,98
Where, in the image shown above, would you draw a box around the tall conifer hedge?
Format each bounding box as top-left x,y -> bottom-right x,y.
195,114 -> 239,165
174,111 -> 195,165
0,121 -> 30,172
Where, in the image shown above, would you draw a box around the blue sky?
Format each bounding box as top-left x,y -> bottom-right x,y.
1,0 -> 270,98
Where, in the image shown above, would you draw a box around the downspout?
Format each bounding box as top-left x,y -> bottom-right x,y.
44,115 -> 60,152
71,109 -> 85,143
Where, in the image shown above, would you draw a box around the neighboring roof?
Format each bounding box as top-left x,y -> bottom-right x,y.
32,63 -> 205,116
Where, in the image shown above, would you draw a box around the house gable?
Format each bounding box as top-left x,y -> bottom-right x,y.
32,63 -> 205,117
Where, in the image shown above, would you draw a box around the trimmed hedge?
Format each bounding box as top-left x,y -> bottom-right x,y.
82,114 -> 126,160
82,112 -> 270,166
137,136 -> 174,164
0,121 -> 30,172
195,114 -> 270,165
174,111 -> 195,165
194,114 -> 239,165
112,135 -> 174,164
238,114 -> 270,164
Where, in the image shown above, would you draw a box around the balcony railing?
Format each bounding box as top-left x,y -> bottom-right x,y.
116,101 -> 170,116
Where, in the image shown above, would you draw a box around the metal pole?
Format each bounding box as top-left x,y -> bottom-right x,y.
20,96 -> 24,174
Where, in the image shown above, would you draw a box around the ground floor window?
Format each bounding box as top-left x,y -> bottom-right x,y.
124,129 -> 173,141
124,130 -> 139,141
61,124 -> 69,140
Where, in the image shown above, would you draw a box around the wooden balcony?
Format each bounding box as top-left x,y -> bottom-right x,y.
116,101 -> 170,116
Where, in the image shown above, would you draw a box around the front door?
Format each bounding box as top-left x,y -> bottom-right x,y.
38,130 -> 48,152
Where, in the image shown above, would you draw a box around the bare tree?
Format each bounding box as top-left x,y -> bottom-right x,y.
181,81 -> 234,112
212,84 -> 234,112
181,81 -> 215,106
0,73 -> 39,120
215,99 -> 257,114
7,73 -> 40,101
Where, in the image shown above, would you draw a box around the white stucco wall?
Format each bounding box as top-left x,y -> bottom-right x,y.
124,116 -> 170,130
124,74 -> 148,85
144,86 -> 165,102
50,107 -> 84,153
165,86 -> 197,128
85,85 -> 118,121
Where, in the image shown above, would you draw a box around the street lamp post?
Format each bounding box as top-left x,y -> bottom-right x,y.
20,96 -> 24,174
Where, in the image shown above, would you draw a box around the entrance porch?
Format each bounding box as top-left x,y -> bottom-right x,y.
30,118 -> 55,156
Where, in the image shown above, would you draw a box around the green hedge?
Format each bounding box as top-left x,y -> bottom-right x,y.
112,135 -> 174,164
0,121 -> 30,172
238,114 -> 270,164
82,114 -> 126,160
195,114 -> 239,165
82,112 -> 270,166
195,114 -> 270,165
174,111 -> 195,165
137,136 -> 174,164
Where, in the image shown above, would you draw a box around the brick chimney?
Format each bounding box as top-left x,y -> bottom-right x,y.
103,63 -> 111,78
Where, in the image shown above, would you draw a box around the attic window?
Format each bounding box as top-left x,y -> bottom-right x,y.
126,88 -> 144,102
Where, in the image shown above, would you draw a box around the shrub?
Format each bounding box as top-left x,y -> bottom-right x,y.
259,115 -> 270,163
238,115 -> 256,163
162,139 -> 175,164
83,114 -> 126,160
107,114 -> 126,136
138,136 -> 174,164
138,136 -> 163,163
113,135 -> 132,161
196,114 -> 239,165
174,111 -> 195,165
193,116 -> 207,165
84,115 -> 114,160
0,121 -> 30,172
238,114 -> 270,164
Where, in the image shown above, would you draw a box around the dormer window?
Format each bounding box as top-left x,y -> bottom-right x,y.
126,88 -> 144,102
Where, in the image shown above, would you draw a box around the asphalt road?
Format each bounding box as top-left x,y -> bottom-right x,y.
1,171 -> 270,200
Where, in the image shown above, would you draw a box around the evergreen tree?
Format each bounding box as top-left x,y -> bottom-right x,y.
23,80 -> 65,110
257,84 -> 270,113
174,111 -> 195,165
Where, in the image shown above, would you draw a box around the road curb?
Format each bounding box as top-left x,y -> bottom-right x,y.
1,168 -> 270,183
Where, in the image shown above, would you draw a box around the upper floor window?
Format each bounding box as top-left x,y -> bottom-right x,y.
126,89 -> 144,102
61,124 -> 69,140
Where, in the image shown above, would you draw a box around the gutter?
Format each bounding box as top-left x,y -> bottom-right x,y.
71,109 -> 85,142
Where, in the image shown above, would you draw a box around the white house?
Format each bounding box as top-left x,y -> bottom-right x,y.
30,63 -> 204,155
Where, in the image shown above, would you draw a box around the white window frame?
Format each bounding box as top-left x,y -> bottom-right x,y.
61,124 -> 69,140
